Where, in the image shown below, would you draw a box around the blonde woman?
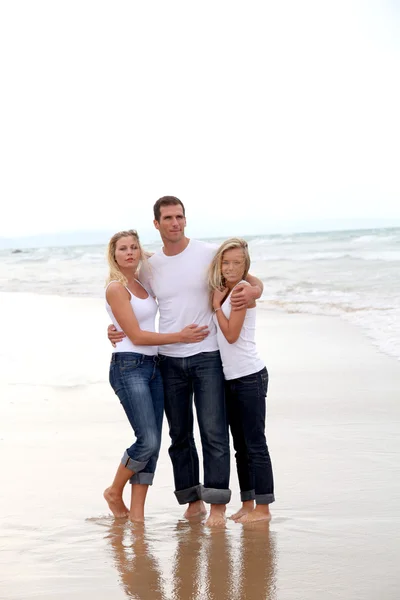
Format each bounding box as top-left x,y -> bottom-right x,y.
209,238 -> 274,523
104,230 -> 208,522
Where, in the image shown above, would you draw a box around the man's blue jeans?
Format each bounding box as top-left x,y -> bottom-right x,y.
225,367 -> 275,505
109,353 -> 164,485
159,350 -> 231,505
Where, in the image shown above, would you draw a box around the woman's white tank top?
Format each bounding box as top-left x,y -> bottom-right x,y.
105,280 -> 158,356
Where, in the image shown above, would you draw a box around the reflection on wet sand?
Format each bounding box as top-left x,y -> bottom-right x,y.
106,522 -> 165,600
106,519 -> 276,600
238,523 -> 277,600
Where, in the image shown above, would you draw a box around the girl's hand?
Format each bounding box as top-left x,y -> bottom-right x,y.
213,287 -> 228,310
179,324 -> 209,343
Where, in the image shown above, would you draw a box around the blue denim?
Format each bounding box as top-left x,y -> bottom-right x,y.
225,367 -> 275,505
159,350 -> 231,505
109,352 -> 164,485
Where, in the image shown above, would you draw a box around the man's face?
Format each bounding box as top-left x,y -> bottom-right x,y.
154,204 -> 186,243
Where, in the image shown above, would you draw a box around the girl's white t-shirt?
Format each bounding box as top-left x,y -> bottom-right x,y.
105,281 -> 158,356
213,281 -> 265,380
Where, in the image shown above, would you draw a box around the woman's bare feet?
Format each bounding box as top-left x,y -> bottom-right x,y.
237,505 -> 271,524
204,504 -> 226,527
229,500 -> 255,521
129,483 -> 148,523
184,500 -> 207,519
103,487 -> 129,518
129,511 -> 145,523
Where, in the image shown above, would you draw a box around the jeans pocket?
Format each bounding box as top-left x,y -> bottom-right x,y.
120,358 -> 141,371
261,370 -> 269,396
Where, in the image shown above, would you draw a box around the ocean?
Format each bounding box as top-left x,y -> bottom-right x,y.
2,226 -> 399,362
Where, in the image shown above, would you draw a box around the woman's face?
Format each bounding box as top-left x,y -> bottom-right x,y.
221,248 -> 246,285
114,236 -> 141,270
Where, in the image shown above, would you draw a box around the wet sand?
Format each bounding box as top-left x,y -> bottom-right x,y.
1,294 -> 400,599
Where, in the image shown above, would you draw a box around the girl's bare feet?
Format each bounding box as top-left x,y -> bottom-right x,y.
184,500 -> 207,519
237,505 -> 271,524
229,500 -> 255,521
103,487 -> 129,518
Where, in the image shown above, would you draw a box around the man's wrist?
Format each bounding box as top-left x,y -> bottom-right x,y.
251,285 -> 262,300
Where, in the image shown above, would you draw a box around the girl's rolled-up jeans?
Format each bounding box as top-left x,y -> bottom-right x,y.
109,352 -> 164,485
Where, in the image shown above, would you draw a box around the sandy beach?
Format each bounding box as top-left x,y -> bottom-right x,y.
1,291 -> 399,599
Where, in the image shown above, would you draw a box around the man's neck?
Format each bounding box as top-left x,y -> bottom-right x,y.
162,236 -> 190,257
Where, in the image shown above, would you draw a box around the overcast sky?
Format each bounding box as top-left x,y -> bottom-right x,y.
1,0 -> 399,241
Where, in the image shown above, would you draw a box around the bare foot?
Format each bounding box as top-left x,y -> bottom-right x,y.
184,500 -> 207,519
129,513 -> 145,523
237,506 -> 271,524
104,487 -> 129,518
229,501 -> 255,521
204,505 -> 226,528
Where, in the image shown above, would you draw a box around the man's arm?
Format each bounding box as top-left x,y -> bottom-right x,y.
230,273 -> 263,311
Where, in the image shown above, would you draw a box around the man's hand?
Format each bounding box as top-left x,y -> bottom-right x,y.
108,324 -> 126,347
230,284 -> 258,311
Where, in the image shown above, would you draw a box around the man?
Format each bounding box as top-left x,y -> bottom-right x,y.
109,196 -> 263,526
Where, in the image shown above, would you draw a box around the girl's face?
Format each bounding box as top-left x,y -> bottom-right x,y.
221,248 -> 246,286
114,236 -> 141,270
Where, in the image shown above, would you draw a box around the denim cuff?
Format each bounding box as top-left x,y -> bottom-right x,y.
174,484 -> 203,505
241,489 -> 256,502
130,472 -> 155,485
201,486 -> 231,505
121,450 -> 147,473
255,493 -> 275,505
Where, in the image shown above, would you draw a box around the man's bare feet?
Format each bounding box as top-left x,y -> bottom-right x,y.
237,505 -> 271,524
204,504 -> 226,527
184,500 -> 207,519
103,487 -> 129,518
229,500 -> 255,521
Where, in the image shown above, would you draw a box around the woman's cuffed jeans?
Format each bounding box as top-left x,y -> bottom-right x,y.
225,367 -> 275,505
159,350 -> 231,505
109,352 -> 164,485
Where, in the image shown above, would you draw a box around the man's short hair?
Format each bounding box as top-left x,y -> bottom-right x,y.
153,196 -> 186,222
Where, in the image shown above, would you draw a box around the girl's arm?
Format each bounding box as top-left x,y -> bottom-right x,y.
213,286 -> 255,344
107,283 -> 208,345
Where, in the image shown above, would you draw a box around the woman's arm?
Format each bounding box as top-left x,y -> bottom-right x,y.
107,283 -> 208,345
213,287 -> 254,344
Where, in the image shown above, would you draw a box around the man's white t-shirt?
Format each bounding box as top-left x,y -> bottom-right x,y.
140,239 -> 218,358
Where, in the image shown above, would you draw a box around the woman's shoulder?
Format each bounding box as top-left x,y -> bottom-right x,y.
105,281 -> 129,301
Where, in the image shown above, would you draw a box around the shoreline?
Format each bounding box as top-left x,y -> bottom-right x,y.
1,293 -> 400,598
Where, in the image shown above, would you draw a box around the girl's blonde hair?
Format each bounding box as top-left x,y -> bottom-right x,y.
208,237 -> 251,291
106,229 -> 146,287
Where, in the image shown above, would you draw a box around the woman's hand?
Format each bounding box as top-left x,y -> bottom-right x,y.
179,324 -> 209,343
212,287 -> 228,310
107,324 -> 126,347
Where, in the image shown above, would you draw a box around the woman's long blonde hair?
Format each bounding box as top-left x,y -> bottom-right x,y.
106,229 -> 146,287
208,237 -> 251,291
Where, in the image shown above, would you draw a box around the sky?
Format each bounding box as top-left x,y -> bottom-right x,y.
0,0 -> 399,242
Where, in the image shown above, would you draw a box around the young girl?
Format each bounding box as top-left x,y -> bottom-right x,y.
209,238 -> 274,523
104,229 -> 208,522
